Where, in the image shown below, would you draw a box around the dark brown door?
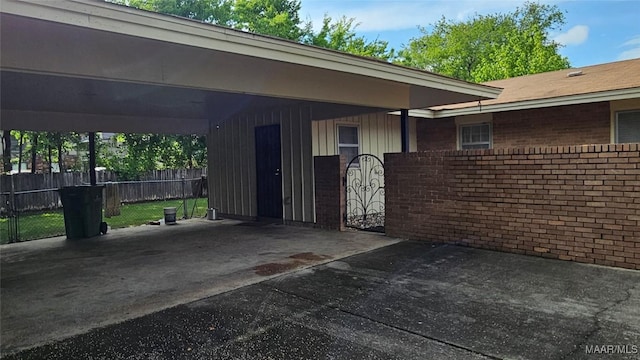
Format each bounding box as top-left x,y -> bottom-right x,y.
255,124 -> 283,219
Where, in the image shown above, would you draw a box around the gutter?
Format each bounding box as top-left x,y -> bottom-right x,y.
397,87 -> 640,119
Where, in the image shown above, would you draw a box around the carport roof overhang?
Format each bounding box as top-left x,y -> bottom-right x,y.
0,0 -> 501,134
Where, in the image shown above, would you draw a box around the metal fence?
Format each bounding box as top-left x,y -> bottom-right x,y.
1,177 -> 209,244
0,169 -> 207,213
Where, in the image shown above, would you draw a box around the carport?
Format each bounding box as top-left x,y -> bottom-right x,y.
1,0 -> 500,225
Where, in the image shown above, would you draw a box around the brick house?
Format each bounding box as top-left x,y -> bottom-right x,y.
412,58 -> 640,150
384,59 -> 640,270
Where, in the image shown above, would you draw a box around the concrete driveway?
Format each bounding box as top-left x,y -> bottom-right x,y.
2,222 -> 639,359
0,219 -> 397,356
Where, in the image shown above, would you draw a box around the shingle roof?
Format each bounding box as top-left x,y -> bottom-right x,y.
431,58 -> 640,111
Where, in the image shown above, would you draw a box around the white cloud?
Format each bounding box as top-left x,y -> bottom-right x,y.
618,35 -> 640,60
553,25 -> 589,46
300,0 -> 522,33
621,35 -> 640,47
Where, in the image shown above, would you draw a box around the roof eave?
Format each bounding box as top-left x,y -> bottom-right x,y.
0,0 -> 501,102
406,87 -> 640,119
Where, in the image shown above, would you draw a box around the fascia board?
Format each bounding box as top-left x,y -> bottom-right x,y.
1,0 -> 501,100
403,88 -> 640,119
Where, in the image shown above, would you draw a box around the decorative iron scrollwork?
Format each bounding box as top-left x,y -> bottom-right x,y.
345,154 -> 385,232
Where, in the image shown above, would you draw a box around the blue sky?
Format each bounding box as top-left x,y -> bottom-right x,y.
299,0 -> 640,68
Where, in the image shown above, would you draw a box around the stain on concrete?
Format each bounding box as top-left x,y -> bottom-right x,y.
289,252 -> 332,261
254,261 -> 305,276
254,253 -> 333,276
138,250 -> 165,256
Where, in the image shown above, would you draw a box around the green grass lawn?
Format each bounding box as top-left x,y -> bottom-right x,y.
0,198 -> 209,244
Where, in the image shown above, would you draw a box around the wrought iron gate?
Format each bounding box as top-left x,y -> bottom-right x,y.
344,154 -> 385,232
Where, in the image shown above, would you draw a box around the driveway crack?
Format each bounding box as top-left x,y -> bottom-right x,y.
559,284 -> 636,360
265,284 -> 504,360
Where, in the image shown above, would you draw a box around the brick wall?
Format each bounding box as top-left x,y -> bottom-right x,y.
416,102 -> 611,150
314,155 -> 345,230
493,102 -> 611,148
385,144 -> 640,270
416,117 -> 457,151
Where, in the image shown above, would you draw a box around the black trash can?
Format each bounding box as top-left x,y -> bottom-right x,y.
58,186 -> 106,239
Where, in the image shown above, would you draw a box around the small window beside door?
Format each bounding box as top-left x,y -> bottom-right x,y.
459,123 -> 492,150
616,110 -> 640,143
338,125 -> 360,165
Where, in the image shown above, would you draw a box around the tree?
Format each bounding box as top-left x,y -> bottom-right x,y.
303,15 -> 394,61
397,2 -> 570,82
14,131 -> 26,173
97,133 -> 207,179
175,135 -> 207,169
106,134 -> 163,179
2,130 -> 11,173
51,133 -> 68,173
122,0 -> 234,24
29,132 -> 39,173
109,0 -> 392,59
111,0 -> 304,40
39,132 -> 71,173
234,0 -> 303,41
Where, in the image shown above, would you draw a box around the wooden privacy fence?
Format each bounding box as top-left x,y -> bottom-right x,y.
0,169 -> 207,213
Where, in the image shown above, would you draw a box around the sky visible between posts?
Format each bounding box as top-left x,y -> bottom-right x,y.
299,0 -> 640,68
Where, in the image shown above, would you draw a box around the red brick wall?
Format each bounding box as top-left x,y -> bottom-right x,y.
416,117 -> 457,151
385,144 -> 640,270
416,102 -> 611,150
493,102 -> 611,148
314,155 -> 345,230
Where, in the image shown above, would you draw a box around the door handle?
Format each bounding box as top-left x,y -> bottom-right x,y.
275,168 -> 280,176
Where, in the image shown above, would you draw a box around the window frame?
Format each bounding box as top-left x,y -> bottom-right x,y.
457,122 -> 493,150
336,124 -> 360,166
615,109 -> 640,144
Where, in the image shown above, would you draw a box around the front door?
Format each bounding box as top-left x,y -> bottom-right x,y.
255,124 -> 283,219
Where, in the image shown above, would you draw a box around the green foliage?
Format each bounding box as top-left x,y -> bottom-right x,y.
100,134 -> 207,180
109,0 -> 393,60
8,131 -> 81,173
112,0 -> 303,40
2,131 -> 11,173
118,0 -> 234,24
397,1 -> 570,82
100,134 -> 161,180
303,15 -> 394,61
4,130 -> 206,177
234,0 -> 303,40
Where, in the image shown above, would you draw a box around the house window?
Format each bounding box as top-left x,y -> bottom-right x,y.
338,125 -> 360,165
616,110 -> 640,143
459,123 -> 492,149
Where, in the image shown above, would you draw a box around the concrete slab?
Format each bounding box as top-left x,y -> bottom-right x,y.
4,240 -> 639,359
0,219 -> 398,355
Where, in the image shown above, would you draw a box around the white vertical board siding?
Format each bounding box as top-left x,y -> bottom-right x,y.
207,106 -> 314,222
300,108 -> 315,221
280,110 -> 293,221
311,112 -> 416,159
311,112 -> 413,224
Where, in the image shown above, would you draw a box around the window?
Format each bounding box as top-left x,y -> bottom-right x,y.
338,125 -> 359,165
459,123 -> 492,149
616,110 -> 640,143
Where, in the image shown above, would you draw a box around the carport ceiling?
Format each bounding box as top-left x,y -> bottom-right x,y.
1,71 -> 381,134
0,0 -> 501,134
